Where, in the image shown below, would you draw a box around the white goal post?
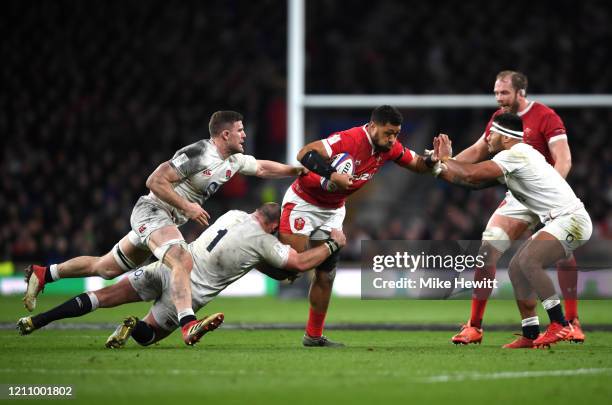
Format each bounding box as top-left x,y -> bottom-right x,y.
286,0 -> 612,163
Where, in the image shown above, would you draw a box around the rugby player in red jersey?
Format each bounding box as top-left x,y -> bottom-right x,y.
281,105 -> 437,347
448,71 -> 583,345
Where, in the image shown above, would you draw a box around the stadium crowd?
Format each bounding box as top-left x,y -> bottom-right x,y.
2,1 -> 611,265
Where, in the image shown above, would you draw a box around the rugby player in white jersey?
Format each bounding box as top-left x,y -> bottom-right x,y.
449,71 -> 584,345
23,111 -> 305,344
434,112 -> 592,348
18,203 -> 346,347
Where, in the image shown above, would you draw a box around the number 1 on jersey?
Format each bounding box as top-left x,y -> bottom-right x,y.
206,229 -> 228,252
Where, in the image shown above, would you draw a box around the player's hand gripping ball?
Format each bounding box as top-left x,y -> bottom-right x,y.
320,153 -> 354,192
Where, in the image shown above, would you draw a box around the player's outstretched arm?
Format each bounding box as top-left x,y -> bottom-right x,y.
453,136 -> 490,163
284,229 -> 346,272
254,160 -> 306,178
438,158 -> 501,189
146,162 -> 210,226
435,134 -> 501,189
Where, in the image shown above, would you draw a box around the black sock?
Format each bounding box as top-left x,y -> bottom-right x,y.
522,324 -> 540,340
32,293 -> 93,328
546,304 -> 568,326
44,267 -> 54,283
131,321 -> 156,346
179,315 -> 197,327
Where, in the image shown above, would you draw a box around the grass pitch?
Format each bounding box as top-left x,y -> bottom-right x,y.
1,296 -> 611,405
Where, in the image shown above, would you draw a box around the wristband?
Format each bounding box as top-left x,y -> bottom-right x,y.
324,239 -> 340,255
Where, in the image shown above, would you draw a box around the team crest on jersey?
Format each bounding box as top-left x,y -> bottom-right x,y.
524,128 -> 532,136
294,217 -> 305,231
201,169 -> 212,177
225,170 -> 232,179
138,225 -> 147,234
354,159 -> 361,166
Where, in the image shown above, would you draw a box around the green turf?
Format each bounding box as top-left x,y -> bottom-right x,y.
2,294 -> 612,325
2,295 -> 612,404
1,330 -> 611,405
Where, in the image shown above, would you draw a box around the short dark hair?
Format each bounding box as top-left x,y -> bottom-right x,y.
370,105 -> 403,126
257,202 -> 281,223
209,111 -> 243,137
497,70 -> 528,95
493,112 -> 523,133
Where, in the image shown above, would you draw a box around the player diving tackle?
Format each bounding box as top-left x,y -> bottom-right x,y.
17,203 -> 346,347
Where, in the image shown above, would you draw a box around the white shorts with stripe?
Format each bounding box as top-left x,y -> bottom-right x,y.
279,187 -> 345,240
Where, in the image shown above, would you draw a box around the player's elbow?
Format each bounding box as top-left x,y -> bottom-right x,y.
146,172 -> 163,192
296,146 -> 310,162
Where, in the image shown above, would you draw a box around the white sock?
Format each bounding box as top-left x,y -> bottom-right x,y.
87,292 -> 99,311
542,295 -> 561,310
49,264 -> 60,281
521,316 -> 539,327
177,308 -> 195,322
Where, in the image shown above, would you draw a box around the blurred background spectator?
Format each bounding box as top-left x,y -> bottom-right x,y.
1,0 -> 610,266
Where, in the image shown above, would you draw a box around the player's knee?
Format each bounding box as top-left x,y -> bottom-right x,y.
166,243 -> 193,272
482,227 -> 511,255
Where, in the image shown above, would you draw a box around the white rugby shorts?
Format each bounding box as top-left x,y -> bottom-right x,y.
128,262 -> 204,331
536,208 -> 592,256
279,187 -> 345,240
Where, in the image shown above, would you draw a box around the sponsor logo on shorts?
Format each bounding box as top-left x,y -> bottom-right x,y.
202,169 -> 212,176
294,217 -> 305,231
225,170 -> 232,179
138,225 -> 147,234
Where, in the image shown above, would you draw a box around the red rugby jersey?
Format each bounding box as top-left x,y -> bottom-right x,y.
483,101 -> 567,165
291,125 -> 415,208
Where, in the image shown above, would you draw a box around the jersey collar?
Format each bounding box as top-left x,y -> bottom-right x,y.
518,101 -> 534,117
362,124 -> 375,155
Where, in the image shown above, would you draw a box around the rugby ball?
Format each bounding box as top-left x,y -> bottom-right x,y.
320,153 -> 355,192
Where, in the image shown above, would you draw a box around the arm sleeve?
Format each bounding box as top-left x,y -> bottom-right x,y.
169,143 -> 206,179
260,236 -> 290,268
542,111 -> 568,144
236,154 -> 258,175
391,142 -> 415,166
321,132 -> 350,157
491,149 -> 528,175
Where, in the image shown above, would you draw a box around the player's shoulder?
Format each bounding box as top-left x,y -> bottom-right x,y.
526,101 -> 561,119
330,125 -> 366,141
177,139 -> 208,155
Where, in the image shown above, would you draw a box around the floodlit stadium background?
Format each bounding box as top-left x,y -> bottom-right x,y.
1,0 -> 611,298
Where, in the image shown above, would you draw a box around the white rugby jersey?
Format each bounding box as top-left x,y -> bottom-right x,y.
144,139 -> 257,225
492,143 -> 583,223
188,210 -> 290,304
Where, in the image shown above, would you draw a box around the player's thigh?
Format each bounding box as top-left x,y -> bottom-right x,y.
486,213 -> 531,241
517,231 -> 566,272
279,232 -> 311,253
98,234 -> 152,278
147,225 -> 191,267
95,278 -> 143,308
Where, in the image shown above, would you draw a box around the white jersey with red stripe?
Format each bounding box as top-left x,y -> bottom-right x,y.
291,125 -> 415,209
483,101 -> 567,165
